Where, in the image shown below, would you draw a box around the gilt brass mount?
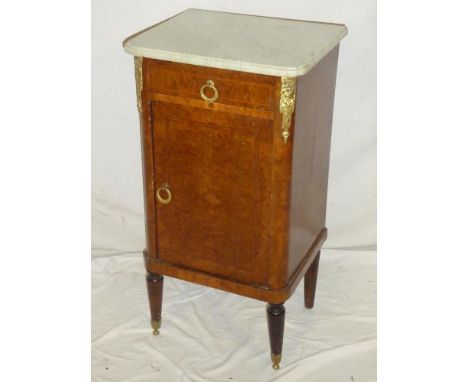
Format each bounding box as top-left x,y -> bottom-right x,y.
271,352 -> 282,370
200,80 -> 219,103
156,183 -> 172,205
134,56 -> 143,114
279,77 -> 297,143
152,319 -> 162,336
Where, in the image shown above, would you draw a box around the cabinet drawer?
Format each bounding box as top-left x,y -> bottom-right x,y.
144,59 -> 278,111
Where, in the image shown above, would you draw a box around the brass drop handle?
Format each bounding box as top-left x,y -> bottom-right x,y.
200,80 -> 219,103
156,183 -> 172,205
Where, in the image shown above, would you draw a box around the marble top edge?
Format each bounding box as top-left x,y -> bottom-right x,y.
123,9 -> 347,77
181,8 -> 347,29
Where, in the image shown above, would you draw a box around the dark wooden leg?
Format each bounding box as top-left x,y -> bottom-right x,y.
304,251 -> 321,309
266,303 -> 285,370
146,271 -> 164,335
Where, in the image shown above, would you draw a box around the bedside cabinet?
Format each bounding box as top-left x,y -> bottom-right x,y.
123,9 -> 347,369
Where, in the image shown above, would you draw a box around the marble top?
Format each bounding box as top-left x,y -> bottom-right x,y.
123,9 -> 347,77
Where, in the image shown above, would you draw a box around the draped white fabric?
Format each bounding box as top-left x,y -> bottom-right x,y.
92,1 -> 376,380
92,247 -> 376,381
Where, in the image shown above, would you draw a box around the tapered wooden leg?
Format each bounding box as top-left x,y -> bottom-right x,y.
146,271 -> 164,335
266,303 -> 285,370
304,251 -> 321,309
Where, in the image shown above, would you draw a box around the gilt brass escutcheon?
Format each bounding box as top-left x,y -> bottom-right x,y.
200,80 -> 219,103
156,183 -> 172,205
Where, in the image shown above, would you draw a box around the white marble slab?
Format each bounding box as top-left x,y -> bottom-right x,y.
123,9 -> 347,77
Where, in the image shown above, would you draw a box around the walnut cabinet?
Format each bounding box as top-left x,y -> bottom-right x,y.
123,9 -> 347,369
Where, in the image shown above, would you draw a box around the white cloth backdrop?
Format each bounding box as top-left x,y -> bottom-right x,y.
92,1 -> 376,381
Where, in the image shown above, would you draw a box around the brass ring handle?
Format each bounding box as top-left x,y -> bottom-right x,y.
156,183 -> 172,205
200,80 -> 219,103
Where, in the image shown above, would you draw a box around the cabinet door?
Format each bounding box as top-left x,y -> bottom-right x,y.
151,101 -> 273,287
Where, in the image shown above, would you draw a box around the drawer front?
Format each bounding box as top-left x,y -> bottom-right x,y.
145,59 -> 278,111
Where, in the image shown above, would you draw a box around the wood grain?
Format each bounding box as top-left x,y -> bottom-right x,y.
152,101 -> 273,287
146,271 -> 164,327
267,303 -> 285,362
138,52 -> 339,303
287,46 -> 339,279
145,59 -> 278,111
304,251 -> 321,309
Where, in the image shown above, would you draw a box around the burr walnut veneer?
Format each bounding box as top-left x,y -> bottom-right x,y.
123,9 -> 347,370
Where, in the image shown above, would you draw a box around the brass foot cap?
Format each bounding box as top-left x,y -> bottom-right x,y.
271,353 -> 282,370
151,319 -> 161,336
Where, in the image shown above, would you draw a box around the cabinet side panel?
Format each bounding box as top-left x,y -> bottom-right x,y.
287,46 -> 340,279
